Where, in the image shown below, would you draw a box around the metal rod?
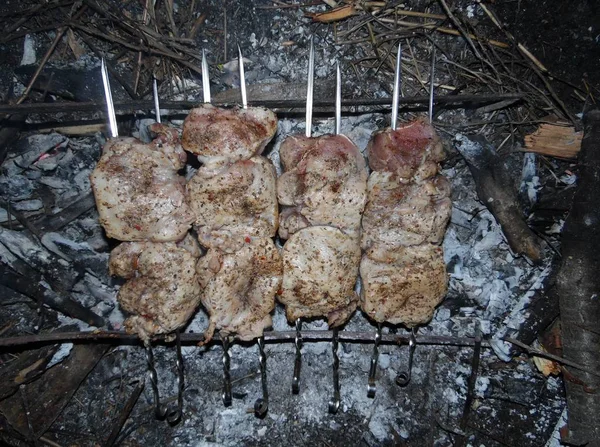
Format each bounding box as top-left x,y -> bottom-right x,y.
152,77 -> 161,124
202,49 -> 211,104
0,94 -> 524,115
254,336 -> 268,418
367,324 -> 382,398
328,328 -> 341,414
305,36 -> 314,138
0,330 -> 491,348
238,44 -> 247,109
396,329 -> 417,386
145,342 -> 168,419
391,43 -> 402,131
335,61 -> 341,135
222,336 -> 232,406
428,46 -> 436,123
292,318 -> 303,394
166,329 -> 184,425
100,57 -> 118,138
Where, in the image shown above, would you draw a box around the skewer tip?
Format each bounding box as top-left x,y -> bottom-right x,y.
305,37 -> 315,138
238,44 -> 247,109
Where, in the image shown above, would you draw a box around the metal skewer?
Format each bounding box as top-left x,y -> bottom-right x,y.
367,323 -> 382,398
144,330 -> 185,424
202,49 -> 211,104
222,336 -> 232,406
238,44 -> 247,109
396,328 -> 417,386
254,336 -> 269,418
100,58 -> 118,138
335,61 -> 341,135
428,46 -> 436,123
152,77 -> 161,124
391,43 -> 402,131
328,328 -> 341,414
292,318 -> 302,394
305,36 -> 314,138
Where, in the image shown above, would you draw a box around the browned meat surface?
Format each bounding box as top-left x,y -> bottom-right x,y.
109,234 -> 202,341
360,244 -> 447,326
277,134 -> 368,239
360,120 -> 451,327
361,171 -> 451,249
90,124 -> 193,242
187,156 -> 278,252
196,237 -> 282,342
367,117 -> 445,180
279,226 -> 360,326
181,104 -> 277,168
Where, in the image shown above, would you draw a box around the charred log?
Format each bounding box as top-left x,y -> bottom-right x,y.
557,110 -> 600,446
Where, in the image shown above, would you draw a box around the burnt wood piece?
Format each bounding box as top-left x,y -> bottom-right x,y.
0,345 -> 59,400
0,344 -> 108,440
0,264 -> 105,327
556,110 -> 600,446
0,113 -> 27,165
103,380 -> 145,447
32,192 -> 96,233
454,134 -> 544,263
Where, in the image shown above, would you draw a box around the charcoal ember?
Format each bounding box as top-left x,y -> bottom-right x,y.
5,133 -> 68,169
38,176 -> 72,190
0,174 -> 34,200
41,232 -> 110,281
0,228 -> 79,291
12,199 -> 43,212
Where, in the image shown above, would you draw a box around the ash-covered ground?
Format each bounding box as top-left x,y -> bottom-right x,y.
1,0 -> 588,445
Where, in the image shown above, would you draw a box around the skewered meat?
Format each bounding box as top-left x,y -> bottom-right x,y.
196,237 -> 282,342
187,156 -> 278,252
90,124 -> 194,242
181,104 -> 278,168
277,134 -> 368,239
109,234 -> 202,341
279,226 -> 360,326
360,244 -> 447,326
361,171 -> 451,249
360,119 -> 451,327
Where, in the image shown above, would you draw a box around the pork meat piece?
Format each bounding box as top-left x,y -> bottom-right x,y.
90,124 -> 194,242
359,244 -> 447,327
109,234 -> 202,341
187,156 -> 278,252
361,171 -> 451,249
278,226 -> 360,327
196,237 -> 282,343
367,118 -> 445,180
181,104 -> 277,167
277,134 -> 368,239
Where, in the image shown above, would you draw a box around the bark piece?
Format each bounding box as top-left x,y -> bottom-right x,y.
0,344 -> 108,440
454,134 -> 544,262
556,110 -> 600,446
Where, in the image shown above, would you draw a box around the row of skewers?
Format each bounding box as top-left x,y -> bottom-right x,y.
90,40 -> 451,422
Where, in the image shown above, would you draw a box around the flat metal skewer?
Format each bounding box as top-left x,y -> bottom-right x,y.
396,329 -> 417,386
428,46 -> 436,123
202,49 -> 211,104
254,336 -> 269,418
152,77 -> 161,124
367,323 -> 382,398
100,58 -> 118,138
335,61 -> 341,135
166,329 -> 184,425
222,336 -> 232,406
391,43 -> 402,131
292,318 -> 302,394
328,328 -> 341,414
305,36 -> 314,138
238,44 -> 247,109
